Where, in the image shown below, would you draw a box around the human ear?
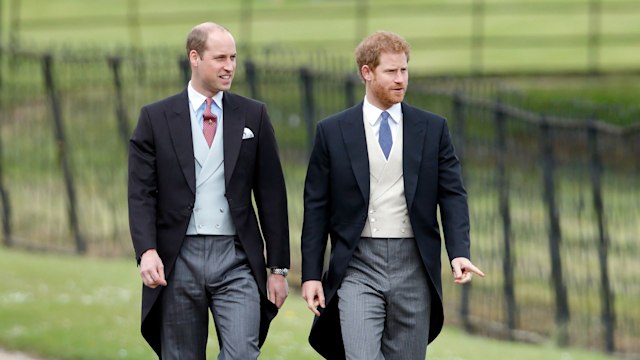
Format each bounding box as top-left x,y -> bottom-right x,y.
189,50 -> 200,67
361,65 -> 372,81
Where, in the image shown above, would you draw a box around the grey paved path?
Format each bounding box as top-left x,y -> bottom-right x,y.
0,348 -> 48,360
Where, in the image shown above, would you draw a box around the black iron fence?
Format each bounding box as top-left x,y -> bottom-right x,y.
0,47 -> 638,356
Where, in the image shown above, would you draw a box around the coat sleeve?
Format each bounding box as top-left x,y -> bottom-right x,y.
252,103 -> 290,269
128,106 -> 158,263
301,122 -> 332,282
437,120 -> 471,262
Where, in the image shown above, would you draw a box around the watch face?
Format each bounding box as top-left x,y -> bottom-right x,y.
271,268 -> 288,276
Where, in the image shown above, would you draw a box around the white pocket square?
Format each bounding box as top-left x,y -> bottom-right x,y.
242,127 -> 255,139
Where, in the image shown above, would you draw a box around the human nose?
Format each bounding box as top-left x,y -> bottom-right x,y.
224,59 -> 235,71
393,70 -> 406,82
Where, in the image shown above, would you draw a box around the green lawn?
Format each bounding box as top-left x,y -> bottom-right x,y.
4,0 -> 640,74
4,0 -> 640,113
0,247 -> 620,360
0,1 -> 638,358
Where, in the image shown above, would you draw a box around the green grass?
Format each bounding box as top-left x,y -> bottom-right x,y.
0,0 -> 638,357
497,75 -> 640,125
4,0 -> 640,75
0,247 -> 621,360
4,0 -> 640,118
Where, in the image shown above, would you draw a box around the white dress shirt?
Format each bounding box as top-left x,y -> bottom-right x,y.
187,81 -> 224,131
362,96 -> 403,143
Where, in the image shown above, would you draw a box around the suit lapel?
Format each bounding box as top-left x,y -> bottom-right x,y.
192,118 -> 210,170
222,92 -> 244,186
339,104 -> 370,205
402,103 -> 426,212
167,90 -> 196,194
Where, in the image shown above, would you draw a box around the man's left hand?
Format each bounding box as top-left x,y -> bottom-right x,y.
267,273 -> 289,308
451,257 -> 485,284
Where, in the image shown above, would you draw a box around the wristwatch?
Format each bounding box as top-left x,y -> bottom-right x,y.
270,267 -> 289,277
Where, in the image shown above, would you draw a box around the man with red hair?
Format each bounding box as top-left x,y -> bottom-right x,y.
301,31 -> 484,360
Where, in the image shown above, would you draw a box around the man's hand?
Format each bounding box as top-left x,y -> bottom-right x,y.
451,257 -> 485,284
267,274 -> 289,309
139,249 -> 167,288
301,280 -> 325,316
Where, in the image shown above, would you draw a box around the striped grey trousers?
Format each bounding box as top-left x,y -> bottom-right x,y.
160,235 -> 260,360
338,237 -> 431,360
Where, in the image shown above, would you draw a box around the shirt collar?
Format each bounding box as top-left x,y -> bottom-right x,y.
187,81 -> 224,112
363,96 -> 402,126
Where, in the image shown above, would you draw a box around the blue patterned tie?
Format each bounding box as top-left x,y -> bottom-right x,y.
378,111 -> 392,159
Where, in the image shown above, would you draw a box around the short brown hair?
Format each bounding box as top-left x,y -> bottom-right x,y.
355,31 -> 411,80
186,22 -> 230,57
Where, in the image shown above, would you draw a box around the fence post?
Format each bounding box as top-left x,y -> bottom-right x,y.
108,56 -> 130,150
453,93 -> 473,332
179,57 -> 190,86
540,118 -> 570,346
299,67 -> 315,158
453,93 -> 466,174
345,74 -> 356,108
245,60 -> 259,100
42,54 -> 86,254
494,99 -> 517,338
587,120 -> 615,353
587,0 -> 602,74
0,120 -> 12,246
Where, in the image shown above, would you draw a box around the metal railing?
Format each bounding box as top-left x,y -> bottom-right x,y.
0,47 -> 638,356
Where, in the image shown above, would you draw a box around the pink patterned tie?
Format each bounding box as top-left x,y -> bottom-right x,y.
203,97 -> 217,148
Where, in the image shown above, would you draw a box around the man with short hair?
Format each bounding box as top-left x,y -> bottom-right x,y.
128,22 -> 290,359
301,31 -> 484,360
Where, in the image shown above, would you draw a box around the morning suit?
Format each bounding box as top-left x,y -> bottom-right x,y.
184,92 -> 234,236
301,101 -> 470,359
359,111 -> 412,238
128,89 -> 289,357
334,109 -> 429,359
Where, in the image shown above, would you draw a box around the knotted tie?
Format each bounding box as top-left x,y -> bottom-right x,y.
203,97 -> 217,148
378,111 -> 392,159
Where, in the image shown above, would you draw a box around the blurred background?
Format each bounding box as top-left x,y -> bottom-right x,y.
0,0 -> 638,359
